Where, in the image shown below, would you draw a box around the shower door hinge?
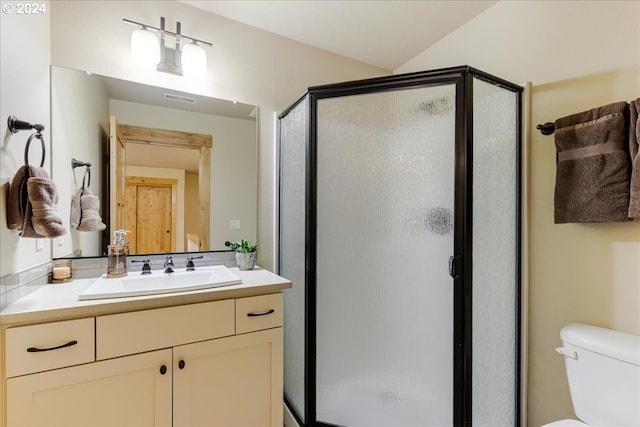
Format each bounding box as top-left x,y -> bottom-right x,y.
448,255 -> 461,279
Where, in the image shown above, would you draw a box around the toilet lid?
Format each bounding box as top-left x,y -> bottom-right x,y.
542,420 -> 588,427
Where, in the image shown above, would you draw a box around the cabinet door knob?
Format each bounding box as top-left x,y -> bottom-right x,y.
160,365 -> 167,375
178,360 -> 186,370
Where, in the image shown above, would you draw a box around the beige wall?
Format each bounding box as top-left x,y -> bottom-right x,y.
397,1 -> 640,426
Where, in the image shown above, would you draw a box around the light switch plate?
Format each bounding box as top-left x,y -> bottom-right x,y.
230,219 -> 241,230
35,239 -> 44,251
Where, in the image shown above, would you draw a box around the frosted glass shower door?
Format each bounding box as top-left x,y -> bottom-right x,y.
471,77 -> 519,427
315,85 -> 456,427
279,98 -> 307,422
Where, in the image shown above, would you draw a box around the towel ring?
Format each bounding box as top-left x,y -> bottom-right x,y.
24,132 -> 45,167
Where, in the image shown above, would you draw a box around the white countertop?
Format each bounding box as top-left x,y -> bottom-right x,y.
0,267 -> 292,326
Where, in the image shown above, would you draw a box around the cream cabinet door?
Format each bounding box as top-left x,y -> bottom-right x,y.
173,328 -> 283,427
6,349 -> 172,427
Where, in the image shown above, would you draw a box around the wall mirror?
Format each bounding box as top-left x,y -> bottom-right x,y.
51,66 -> 258,259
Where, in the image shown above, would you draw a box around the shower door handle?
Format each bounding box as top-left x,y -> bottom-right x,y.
448,255 -> 460,279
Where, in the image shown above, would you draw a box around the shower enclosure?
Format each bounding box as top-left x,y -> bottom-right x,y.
278,66 -> 522,427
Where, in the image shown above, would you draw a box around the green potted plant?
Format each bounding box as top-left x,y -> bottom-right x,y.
230,239 -> 258,271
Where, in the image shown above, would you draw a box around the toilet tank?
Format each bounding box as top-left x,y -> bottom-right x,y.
557,323 -> 640,427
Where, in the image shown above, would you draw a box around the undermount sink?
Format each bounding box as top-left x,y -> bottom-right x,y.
78,265 -> 242,301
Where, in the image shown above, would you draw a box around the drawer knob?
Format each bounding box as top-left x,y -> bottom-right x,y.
160,365 -> 167,375
27,340 -> 78,353
178,360 -> 186,370
247,309 -> 275,317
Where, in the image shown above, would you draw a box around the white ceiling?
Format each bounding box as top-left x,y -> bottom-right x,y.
183,0 -> 497,71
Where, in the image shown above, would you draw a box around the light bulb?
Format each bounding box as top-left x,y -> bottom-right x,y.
131,28 -> 160,65
182,42 -> 207,77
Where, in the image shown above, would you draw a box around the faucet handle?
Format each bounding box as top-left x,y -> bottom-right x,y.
131,259 -> 152,274
186,255 -> 204,271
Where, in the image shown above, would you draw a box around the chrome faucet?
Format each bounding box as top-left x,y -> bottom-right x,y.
131,259 -> 152,275
186,255 -> 203,271
163,256 -> 175,273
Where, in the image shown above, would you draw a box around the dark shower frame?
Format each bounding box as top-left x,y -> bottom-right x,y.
278,65 -> 523,427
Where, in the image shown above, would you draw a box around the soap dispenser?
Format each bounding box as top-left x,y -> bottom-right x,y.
107,230 -> 129,278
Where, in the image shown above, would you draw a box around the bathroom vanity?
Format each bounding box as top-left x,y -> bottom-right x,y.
0,267 -> 291,427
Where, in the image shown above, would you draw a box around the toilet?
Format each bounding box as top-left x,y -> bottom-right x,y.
543,323 -> 640,427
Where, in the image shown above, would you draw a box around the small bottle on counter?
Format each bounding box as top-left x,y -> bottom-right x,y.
107,230 -> 129,278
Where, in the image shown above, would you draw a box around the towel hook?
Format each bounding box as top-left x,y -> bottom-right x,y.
24,132 -> 45,167
71,158 -> 92,169
82,167 -> 91,189
71,158 -> 92,188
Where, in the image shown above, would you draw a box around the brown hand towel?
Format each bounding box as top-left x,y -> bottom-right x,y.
554,101 -> 631,223
628,98 -> 640,218
26,176 -> 67,238
7,166 -> 50,237
76,187 -> 106,232
6,166 -> 27,230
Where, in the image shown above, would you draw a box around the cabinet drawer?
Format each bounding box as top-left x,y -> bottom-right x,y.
5,318 -> 95,378
236,293 -> 283,334
96,299 -> 234,360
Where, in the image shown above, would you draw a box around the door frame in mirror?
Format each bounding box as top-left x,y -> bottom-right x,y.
112,123 -> 212,251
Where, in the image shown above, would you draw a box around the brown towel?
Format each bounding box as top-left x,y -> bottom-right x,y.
628,98 -> 640,218
7,165 -> 50,237
554,101 -> 631,223
7,166 -> 29,230
26,176 -> 67,238
76,187 -> 106,232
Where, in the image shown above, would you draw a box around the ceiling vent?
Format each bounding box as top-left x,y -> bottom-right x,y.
163,93 -> 197,104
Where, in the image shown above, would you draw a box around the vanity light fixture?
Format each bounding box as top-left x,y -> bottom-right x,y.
123,16 -> 211,77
